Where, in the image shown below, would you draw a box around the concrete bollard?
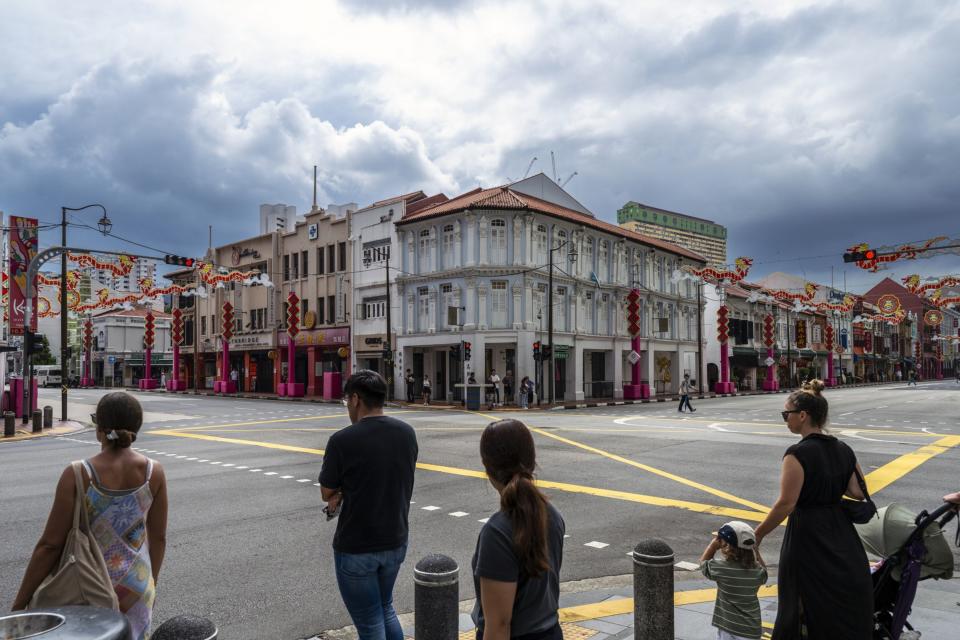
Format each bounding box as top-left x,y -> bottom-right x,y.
414,554 -> 459,640
32,409 -> 43,433
633,538 -> 675,640
3,411 -> 14,437
152,615 -> 218,640
43,405 -> 53,428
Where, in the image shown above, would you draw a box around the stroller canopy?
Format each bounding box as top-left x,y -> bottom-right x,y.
856,503 -> 954,580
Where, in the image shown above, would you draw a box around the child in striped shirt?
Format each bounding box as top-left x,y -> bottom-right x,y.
700,521 -> 768,640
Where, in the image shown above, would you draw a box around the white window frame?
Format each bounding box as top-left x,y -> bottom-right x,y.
490,219 -> 507,264
598,294 -> 608,335
442,224 -> 455,268
535,224 -> 547,265
418,286 -> 429,332
491,281 -> 508,328
597,240 -> 608,282
441,283 -> 454,329
554,286 -> 566,332
419,229 -> 431,273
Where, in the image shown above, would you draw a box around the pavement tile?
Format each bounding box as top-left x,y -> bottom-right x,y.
579,619 -> 626,634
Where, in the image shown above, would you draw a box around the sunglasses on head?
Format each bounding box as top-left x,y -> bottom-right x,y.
781,409 -> 802,421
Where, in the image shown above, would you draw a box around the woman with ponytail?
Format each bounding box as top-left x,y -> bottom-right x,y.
472,419 -> 565,640
14,392 -> 168,640
754,380 -> 872,639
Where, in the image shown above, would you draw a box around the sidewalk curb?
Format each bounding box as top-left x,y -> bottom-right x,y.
1,419 -> 90,443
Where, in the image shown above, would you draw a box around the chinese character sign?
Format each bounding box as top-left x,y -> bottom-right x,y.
8,216 -> 38,334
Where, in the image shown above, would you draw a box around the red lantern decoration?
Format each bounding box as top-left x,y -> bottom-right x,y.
763,314 -> 774,348
287,292 -> 300,338
171,308 -> 184,346
222,302 -> 234,341
143,312 -> 155,349
824,324 -> 834,347
83,319 -> 93,350
716,305 -> 729,343
626,289 -> 640,337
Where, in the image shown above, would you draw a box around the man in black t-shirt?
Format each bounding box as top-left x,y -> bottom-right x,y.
319,370 -> 418,639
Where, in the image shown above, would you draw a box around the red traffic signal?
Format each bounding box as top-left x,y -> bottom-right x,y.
463,341 -> 472,361
843,248 -> 877,263
164,255 -> 195,267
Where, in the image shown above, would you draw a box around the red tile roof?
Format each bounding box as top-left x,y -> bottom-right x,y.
406,193 -> 449,215
398,186 -> 707,263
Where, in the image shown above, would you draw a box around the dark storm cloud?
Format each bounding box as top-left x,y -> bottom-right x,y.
0,57 -> 456,259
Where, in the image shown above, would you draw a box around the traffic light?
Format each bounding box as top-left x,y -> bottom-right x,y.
463,342 -> 472,361
24,331 -> 45,356
382,346 -> 393,362
541,344 -> 552,360
533,341 -> 541,359
449,344 -> 461,358
164,255 -> 195,267
843,248 -> 877,263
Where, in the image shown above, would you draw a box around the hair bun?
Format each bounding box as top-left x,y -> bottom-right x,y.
802,379 -> 826,395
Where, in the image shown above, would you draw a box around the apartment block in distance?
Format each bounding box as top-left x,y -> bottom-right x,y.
617,202 -> 727,266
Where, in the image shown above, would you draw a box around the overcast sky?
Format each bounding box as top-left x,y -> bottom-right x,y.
1,0 -> 958,293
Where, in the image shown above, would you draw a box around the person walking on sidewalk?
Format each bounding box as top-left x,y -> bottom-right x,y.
700,521 -> 768,640
320,370 -> 418,640
472,419 -> 565,639
754,380 -> 873,639
422,375 -> 431,405
907,369 -> 917,386
678,373 -> 696,412
405,369 -> 415,402
13,392 -> 169,640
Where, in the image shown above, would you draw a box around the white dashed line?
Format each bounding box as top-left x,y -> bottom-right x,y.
280,475 -> 294,479
584,541 -> 609,549
210,461 -> 222,465
448,511 -> 469,517
263,472 -> 278,476
421,506 -> 441,511
235,466 -> 248,469
186,457 -> 197,461
197,459 -> 209,462
297,479 -> 312,483
478,518 -> 490,524
250,468 -> 262,472
222,463 -> 235,467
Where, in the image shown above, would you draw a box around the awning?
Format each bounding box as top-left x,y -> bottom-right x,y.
125,358 -> 174,366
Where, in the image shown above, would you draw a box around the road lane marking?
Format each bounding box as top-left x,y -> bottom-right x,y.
448,511 -> 469,517
557,585 -> 778,623
584,541 -> 609,549
152,428 -> 766,521
865,435 -> 960,494
528,427 -> 771,514
164,410 -> 419,433
422,506 -> 441,511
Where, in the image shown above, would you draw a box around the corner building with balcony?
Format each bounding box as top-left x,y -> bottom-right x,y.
393,174 -> 706,403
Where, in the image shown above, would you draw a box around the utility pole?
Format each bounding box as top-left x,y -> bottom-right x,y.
193,266 -> 200,394
696,282 -> 704,395
787,310 -> 793,388
385,246 -> 393,400
547,246 -> 555,404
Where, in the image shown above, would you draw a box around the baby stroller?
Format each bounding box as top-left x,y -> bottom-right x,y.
855,499 -> 959,639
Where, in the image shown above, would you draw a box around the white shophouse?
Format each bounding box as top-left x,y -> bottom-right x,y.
393,174 -> 706,403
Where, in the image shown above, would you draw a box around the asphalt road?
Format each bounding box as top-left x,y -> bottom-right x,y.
1,382 -> 958,639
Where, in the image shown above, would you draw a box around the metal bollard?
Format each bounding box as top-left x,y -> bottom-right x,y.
32,409 -> 43,433
3,411 -> 14,437
414,554 -> 459,640
43,405 -> 53,428
152,615 -> 218,640
633,538 -> 674,640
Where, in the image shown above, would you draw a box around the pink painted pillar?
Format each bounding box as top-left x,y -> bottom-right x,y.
715,304 -> 736,394
827,350 -> 835,384
172,344 -> 180,384
221,338 -> 236,393
631,335 -> 642,387
84,346 -> 92,385
762,347 -> 779,391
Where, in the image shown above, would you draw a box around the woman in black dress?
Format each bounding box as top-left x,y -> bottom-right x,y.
754,380 -> 873,639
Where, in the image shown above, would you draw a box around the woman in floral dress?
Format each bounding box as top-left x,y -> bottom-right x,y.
15,392 -> 168,639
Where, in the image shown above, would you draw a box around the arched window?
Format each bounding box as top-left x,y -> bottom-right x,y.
418,229 -> 431,273
442,224 -> 455,268
490,219 -> 506,263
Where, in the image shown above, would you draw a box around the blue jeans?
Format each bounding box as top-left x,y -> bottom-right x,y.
334,544 -> 407,640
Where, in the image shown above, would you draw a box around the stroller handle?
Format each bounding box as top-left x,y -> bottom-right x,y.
914,501 -> 959,534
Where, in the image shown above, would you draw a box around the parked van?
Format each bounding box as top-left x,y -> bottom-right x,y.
35,365 -> 62,388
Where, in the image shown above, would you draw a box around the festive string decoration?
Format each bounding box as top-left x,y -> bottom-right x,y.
679,257 -> 753,284
902,274 -> 960,295
761,282 -> 820,303
137,277 -> 197,298
68,253 -> 138,276
812,295 -> 856,313
927,289 -> 960,309
196,261 -> 269,287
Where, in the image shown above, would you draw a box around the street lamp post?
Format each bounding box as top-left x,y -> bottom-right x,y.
547,239 -> 577,404
60,204 -> 112,421
363,247 -> 393,400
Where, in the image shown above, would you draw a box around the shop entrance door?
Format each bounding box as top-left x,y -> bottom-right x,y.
413,352 -> 424,396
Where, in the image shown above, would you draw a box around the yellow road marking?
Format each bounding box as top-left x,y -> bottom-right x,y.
558,584 -> 778,622
150,429 -> 766,521
530,427 -> 770,514
865,435 -> 960,494
611,415 -> 947,438
161,409 -> 422,432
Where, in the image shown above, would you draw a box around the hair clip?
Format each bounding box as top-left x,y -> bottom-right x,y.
106,430 -> 119,441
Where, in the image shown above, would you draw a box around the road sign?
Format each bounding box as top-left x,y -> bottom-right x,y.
764,357 -> 775,367
108,356 -> 116,364
627,350 -> 641,365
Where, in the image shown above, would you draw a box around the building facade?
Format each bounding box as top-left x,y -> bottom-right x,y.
89,307 -> 173,387
393,175 -> 707,403
617,202 -> 727,266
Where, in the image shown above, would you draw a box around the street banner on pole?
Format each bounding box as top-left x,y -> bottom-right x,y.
8,216 -> 38,334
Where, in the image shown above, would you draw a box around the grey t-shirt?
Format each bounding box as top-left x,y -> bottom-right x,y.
471,502 -> 565,636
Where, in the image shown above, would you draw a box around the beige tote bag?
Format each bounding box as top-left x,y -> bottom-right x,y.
30,461 -> 120,610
